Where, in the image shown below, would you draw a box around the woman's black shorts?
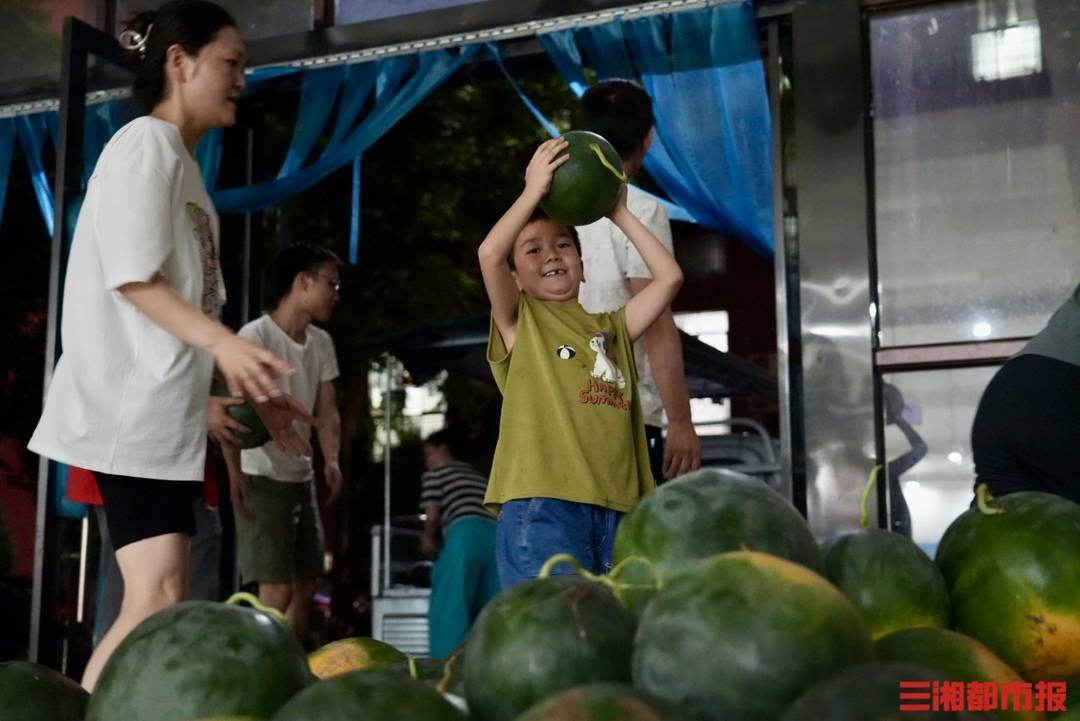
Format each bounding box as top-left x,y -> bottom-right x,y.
96,473 -> 201,550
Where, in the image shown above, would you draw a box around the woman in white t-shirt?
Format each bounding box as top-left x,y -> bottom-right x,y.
29,0 -> 311,690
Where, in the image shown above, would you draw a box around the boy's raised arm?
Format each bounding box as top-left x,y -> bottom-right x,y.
477,138 -> 569,352
614,188 -> 685,342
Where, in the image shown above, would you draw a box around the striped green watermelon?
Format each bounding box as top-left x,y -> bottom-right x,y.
464,576 -> 635,721
876,627 -> 1044,721
633,551 -> 873,721
515,683 -> 685,721
613,469 -> 823,614
781,661 -> 994,721
270,671 -> 465,721
0,661 -> 88,721
86,601 -> 311,721
823,529 -> 949,639
935,487 -> 1080,681
540,131 -> 626,226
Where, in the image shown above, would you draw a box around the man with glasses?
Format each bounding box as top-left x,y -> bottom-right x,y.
223,242 -> 343,645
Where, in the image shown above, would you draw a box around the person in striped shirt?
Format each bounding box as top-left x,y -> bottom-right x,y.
419,429 -> 499,658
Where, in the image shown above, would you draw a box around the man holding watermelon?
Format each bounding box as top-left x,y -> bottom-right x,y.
576,80 -> 702,483
224,243 -> 344,644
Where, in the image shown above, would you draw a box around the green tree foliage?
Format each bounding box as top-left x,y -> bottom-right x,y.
0,0 -> 63,85
255,60 -> 578,525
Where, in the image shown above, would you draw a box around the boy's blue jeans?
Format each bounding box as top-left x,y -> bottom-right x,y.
495,498 -> 623,589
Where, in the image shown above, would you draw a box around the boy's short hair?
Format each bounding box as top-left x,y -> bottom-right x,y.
275,243 -> 343,303
424,429 -> 460,457
580,79 -> 654,159
506,208 -> 582,271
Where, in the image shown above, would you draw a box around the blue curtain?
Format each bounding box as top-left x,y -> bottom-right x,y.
538,2 -> 774,255
213,46 -> 479,262
0,119 -> 13,234
14,114 -> 57,237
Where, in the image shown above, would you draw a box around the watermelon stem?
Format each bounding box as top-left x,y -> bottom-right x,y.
436,653 -> 460,694
589,143 -> 629,183
859,465 -> 882,529
608,555 -> 664,592
538,553 -> 590,580
975,483 -> 1006,515
538,553 -> 664,594
225,591 -> 290,626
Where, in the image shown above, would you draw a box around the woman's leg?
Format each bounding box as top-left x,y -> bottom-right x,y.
81,532 -> 190,691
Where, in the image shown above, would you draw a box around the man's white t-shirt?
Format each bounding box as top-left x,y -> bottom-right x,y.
577,185 -> 673,427
239,315 -> 339,482
29,116 -> 226,481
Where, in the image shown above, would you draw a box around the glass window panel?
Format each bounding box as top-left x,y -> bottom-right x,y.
116,0 -> 313,41
0,1 -> 103,85
335,0 -> 494,26
882,366 -> 998,557
871,1 -> 1080,347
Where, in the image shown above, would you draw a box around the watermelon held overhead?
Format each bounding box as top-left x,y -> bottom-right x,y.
612,468 -> 824,615
463,576 -> 636,721
632,550 -> 874,721
0,661 -> 88,721
935,486 -> 1080,681
540,131 -> 626,227
85,600 -> 312,721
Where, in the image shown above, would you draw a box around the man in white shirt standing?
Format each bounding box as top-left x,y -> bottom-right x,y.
224,243 -> 343,643
577,79 -> 701,482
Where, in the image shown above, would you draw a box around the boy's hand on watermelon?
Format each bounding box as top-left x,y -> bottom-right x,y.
607,183 -> 629,221
253,393 -> 322,456
207,395 -> 250,447
524,137 -> 570,198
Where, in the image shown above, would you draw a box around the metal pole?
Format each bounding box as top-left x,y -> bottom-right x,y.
382,355 -> 392,592
767,20 -> 795,505
32,17 -> 87,665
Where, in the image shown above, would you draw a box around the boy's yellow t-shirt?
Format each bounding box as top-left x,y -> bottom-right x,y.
485,293 -> 655,513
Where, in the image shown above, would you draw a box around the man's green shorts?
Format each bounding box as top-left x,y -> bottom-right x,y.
234,476 -> 325,584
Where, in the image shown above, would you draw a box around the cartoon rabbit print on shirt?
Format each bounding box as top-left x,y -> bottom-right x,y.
589,332 -> 626,389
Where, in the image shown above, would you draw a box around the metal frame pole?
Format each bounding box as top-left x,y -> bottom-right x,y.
30,17 -> 128,666
382,355 -> 393,593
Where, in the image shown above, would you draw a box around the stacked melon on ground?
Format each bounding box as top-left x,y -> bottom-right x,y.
7,468 -> 1080,721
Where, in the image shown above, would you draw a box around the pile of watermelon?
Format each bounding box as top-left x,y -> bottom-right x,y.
8,468 -> 1079,721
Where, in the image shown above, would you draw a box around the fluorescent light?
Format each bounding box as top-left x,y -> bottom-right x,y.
972,322 -> 992,338
948,451 -> 964,464
972,20 -> 1042,82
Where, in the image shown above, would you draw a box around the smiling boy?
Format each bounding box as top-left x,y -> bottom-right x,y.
477,137 -> 683,586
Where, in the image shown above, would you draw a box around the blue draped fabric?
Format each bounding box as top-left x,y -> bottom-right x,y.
195,129 -> 224,190
538,3 -> 774,255
15,114 -> 56,237
212,47 -> 477,215
277,67 -> 344,178
0,119 -> 14,233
